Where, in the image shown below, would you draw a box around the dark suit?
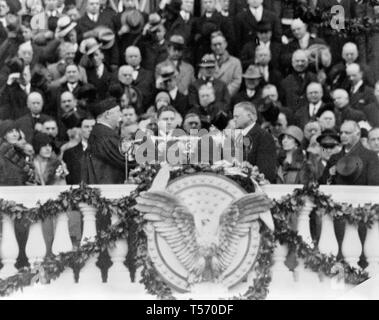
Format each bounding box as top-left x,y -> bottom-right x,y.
320,142 -> 379,185
295,102 -> 326,129
0,83 -> 29,120
244,124 -> 277,183
234,8 -> 282,51
63,143 -> 85,185
363,101 -> 379,127
335,105 -> 367,128
86,65 -> 113,100
15,113 -> 50,143
76,11 -> 115,36
188,78 -> 231,110
137,36 -> 169,72
280,71 -> 318,112
349,83 -> 375,111
82,123 -> 126,184
231,89 -> 262,108
240,41 -> 282,71
133,67 -> 154,107
171,91 -> 189,118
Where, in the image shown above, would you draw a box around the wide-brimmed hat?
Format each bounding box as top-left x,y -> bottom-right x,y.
336,155 -> 363,184
91,97 -> 119,118
56,15 -> 77,38
316,129 -> 340,146
243,65 -> 263,79
79,37 -> 102,55
198,54 -> 216,68
96,26 -> 115,50
279,125 -> 304,145
157,63 -> 176,81
121,9 -> 145,34
77,83 -> 98,101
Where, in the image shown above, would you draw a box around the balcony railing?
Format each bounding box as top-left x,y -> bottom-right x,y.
0,184 -> 379,300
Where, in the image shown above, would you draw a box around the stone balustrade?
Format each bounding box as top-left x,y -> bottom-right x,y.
0,184 -> 378,299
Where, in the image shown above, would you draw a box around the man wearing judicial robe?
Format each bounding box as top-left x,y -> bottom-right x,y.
82,97 -> 127,184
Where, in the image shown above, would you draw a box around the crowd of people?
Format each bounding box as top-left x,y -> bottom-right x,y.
1,0 -> 379,187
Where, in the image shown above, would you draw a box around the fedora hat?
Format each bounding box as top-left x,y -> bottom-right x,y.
157,63 -> 176,81
317,129 -> 340,146
168,34 -> 185,50
96,26 -> 115,49
279,125 -> 304,146
147,12 -> 163,32
121,9 -> 145,34
79,37 -> 102,56
199,54 -> 216,68
56,15 -> 77,38
336,155 -> 363,184
243,65 -> 263,79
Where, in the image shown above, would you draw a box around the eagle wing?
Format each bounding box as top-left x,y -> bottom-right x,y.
213,193 -> 273,277
135,191 -> 205,280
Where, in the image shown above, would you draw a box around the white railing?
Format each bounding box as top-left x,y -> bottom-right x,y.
0,184 -> 379,300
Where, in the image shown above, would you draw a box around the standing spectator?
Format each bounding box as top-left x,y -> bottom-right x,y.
254,45 -> 282,89
295,82 -> 325,129
317,108 -> 337,131
63,116 -> 95,184
82,97 -> 128,184
280,49 -> 318,112
15,91 -> 49,143
234,0 -> 281,51
156,62 -> 189,117
364,81 -> 379,128
156,34 -> 195,95
232,65 -> 263,107
320,120 -> 379,185
124,45 -> 154,107
233,101 -> 277,182
368,127 -> 379,158
30,0 -> 62,35
0,0 -> 21,43
211,31 -> 242,97
346,63 -> 375,110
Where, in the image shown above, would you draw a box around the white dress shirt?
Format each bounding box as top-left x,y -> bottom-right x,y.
242,122 -> 256,136
246,89 -> 256,98
351,80 -> 363,94
169,87 -> 178,101
67,83 -> 78,92
309,101 -> 322,117
0,17 -> 7,28
88,13 -> 98,22
180,10 -> 190,21
299,32 -> 310,49
97,63 -> 104,78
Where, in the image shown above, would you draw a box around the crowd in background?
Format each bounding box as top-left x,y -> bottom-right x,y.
0,0 -> 379,187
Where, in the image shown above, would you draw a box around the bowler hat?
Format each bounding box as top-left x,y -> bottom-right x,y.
242,65 -> 263,79
79,37 -> 102,56
316,129 -> 340,146
336,155 -> 363,184
147,12 -> 163,32
77,83 -> 97,102
121,9 -> 145,34
199,54 -> 216,68
56,15 -> 77,38
279,125 -> 304,146
91,97 -> 119,118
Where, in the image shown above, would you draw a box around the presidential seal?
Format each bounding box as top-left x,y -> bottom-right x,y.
135,165 -> 274,294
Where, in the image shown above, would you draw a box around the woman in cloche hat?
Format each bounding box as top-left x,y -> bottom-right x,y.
277,125 -> 316,184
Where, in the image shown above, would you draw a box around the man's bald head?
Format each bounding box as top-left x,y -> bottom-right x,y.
118,65 -> 134,85
342,42 -> 359,64
346,63 -> 363,85
60,91 -> 77,113
291,18 -> 307,40
332,89 -> 350,109
125,46 -> 141,68
306,82 -> 323,104
27,92 -> 44,115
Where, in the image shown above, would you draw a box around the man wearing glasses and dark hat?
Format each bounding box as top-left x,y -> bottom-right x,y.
155,34 -> 195,95
320,120 -> 379,185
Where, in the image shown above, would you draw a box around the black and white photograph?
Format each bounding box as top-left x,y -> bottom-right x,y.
0,0 -> 379,306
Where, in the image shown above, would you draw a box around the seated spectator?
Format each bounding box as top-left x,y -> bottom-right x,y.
368,127 -> 379,158
15,91 -> 49,143
303,120 -> 322,149
155,34 -> 195,95
156,62 -> 189,117
280,49 -> 318,112
116,65 -> 143,114
182,111 -> 202,134
0,120 -> 35,186
120,105 -> 139,139
277,125 -> 313,184
346,63 -> 375,110
211,31 -> 242,97
254,45 -> 282,89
